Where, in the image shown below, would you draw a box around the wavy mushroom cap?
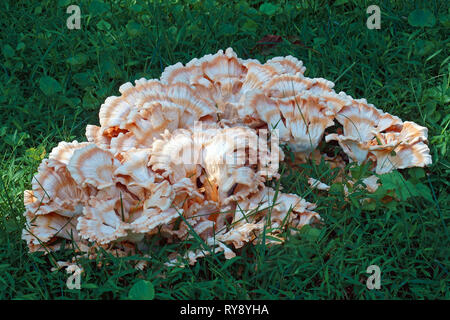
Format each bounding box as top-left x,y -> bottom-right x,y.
77,198 -> 131,244
99,79 -> 164,130
68,144 -> 119,189
239,74 -> 350,155
149,128 -> 202,184
368,122 -> 431,174
325,98 -> 403,163
217,222 -> 264,249
201,126 -> 271,204
30,160 -> 88,216
114,148 -> 159,198
334,98 -> 402,141
234,187 -> 320,230
95,78 -> 219,154
22,211 -> 79,252
265,55 -> 306,75
279,93 -> 339,153
325,134 -> 370,164
48,141 -> 91,170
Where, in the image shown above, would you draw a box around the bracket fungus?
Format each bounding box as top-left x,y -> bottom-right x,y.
22,48 -> 432,266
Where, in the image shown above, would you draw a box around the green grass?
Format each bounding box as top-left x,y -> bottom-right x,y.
0,0 -> 449,299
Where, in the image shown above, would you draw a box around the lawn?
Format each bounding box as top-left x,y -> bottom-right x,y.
0,0 -> 449,299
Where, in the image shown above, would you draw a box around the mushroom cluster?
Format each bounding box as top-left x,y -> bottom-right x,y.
22,48 -> 432,265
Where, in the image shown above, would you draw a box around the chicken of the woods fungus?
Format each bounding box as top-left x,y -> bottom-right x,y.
23,48 -> 432,268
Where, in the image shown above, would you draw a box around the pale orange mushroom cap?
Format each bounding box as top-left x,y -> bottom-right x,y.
68,144 -> 119,189
77,198 -> 130,244
30,160 -> 88,216
265,55 -> 306,75
326,98 -> 403,163
369,121 -> 432,174
22,211 -> 80,252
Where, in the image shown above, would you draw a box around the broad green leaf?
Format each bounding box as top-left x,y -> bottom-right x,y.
97,20 -> 111,31
409,167 -> 426,180
408,9 -> 436,27
66,53 -> 88,66
126,21 -> 143,37
82,91 -> 97,110
330,183 -> 345,194
299,225 -> 321,241
130,4 -> 143,13
100,56 -> 121,79
58,96 -> 81,108
414,39 -> 434,56
128,280 -> 155,300
2,44 -> 14,58
73,72 -> 93,86
220,24 -> 237,36
39,76 -> 62,96
168,26 -> 178,39
380,171 -> 433,202
89,0 -> 109,15
259,3 -> 278,16
242,19 -> 258,33
16,42 -> 25,51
